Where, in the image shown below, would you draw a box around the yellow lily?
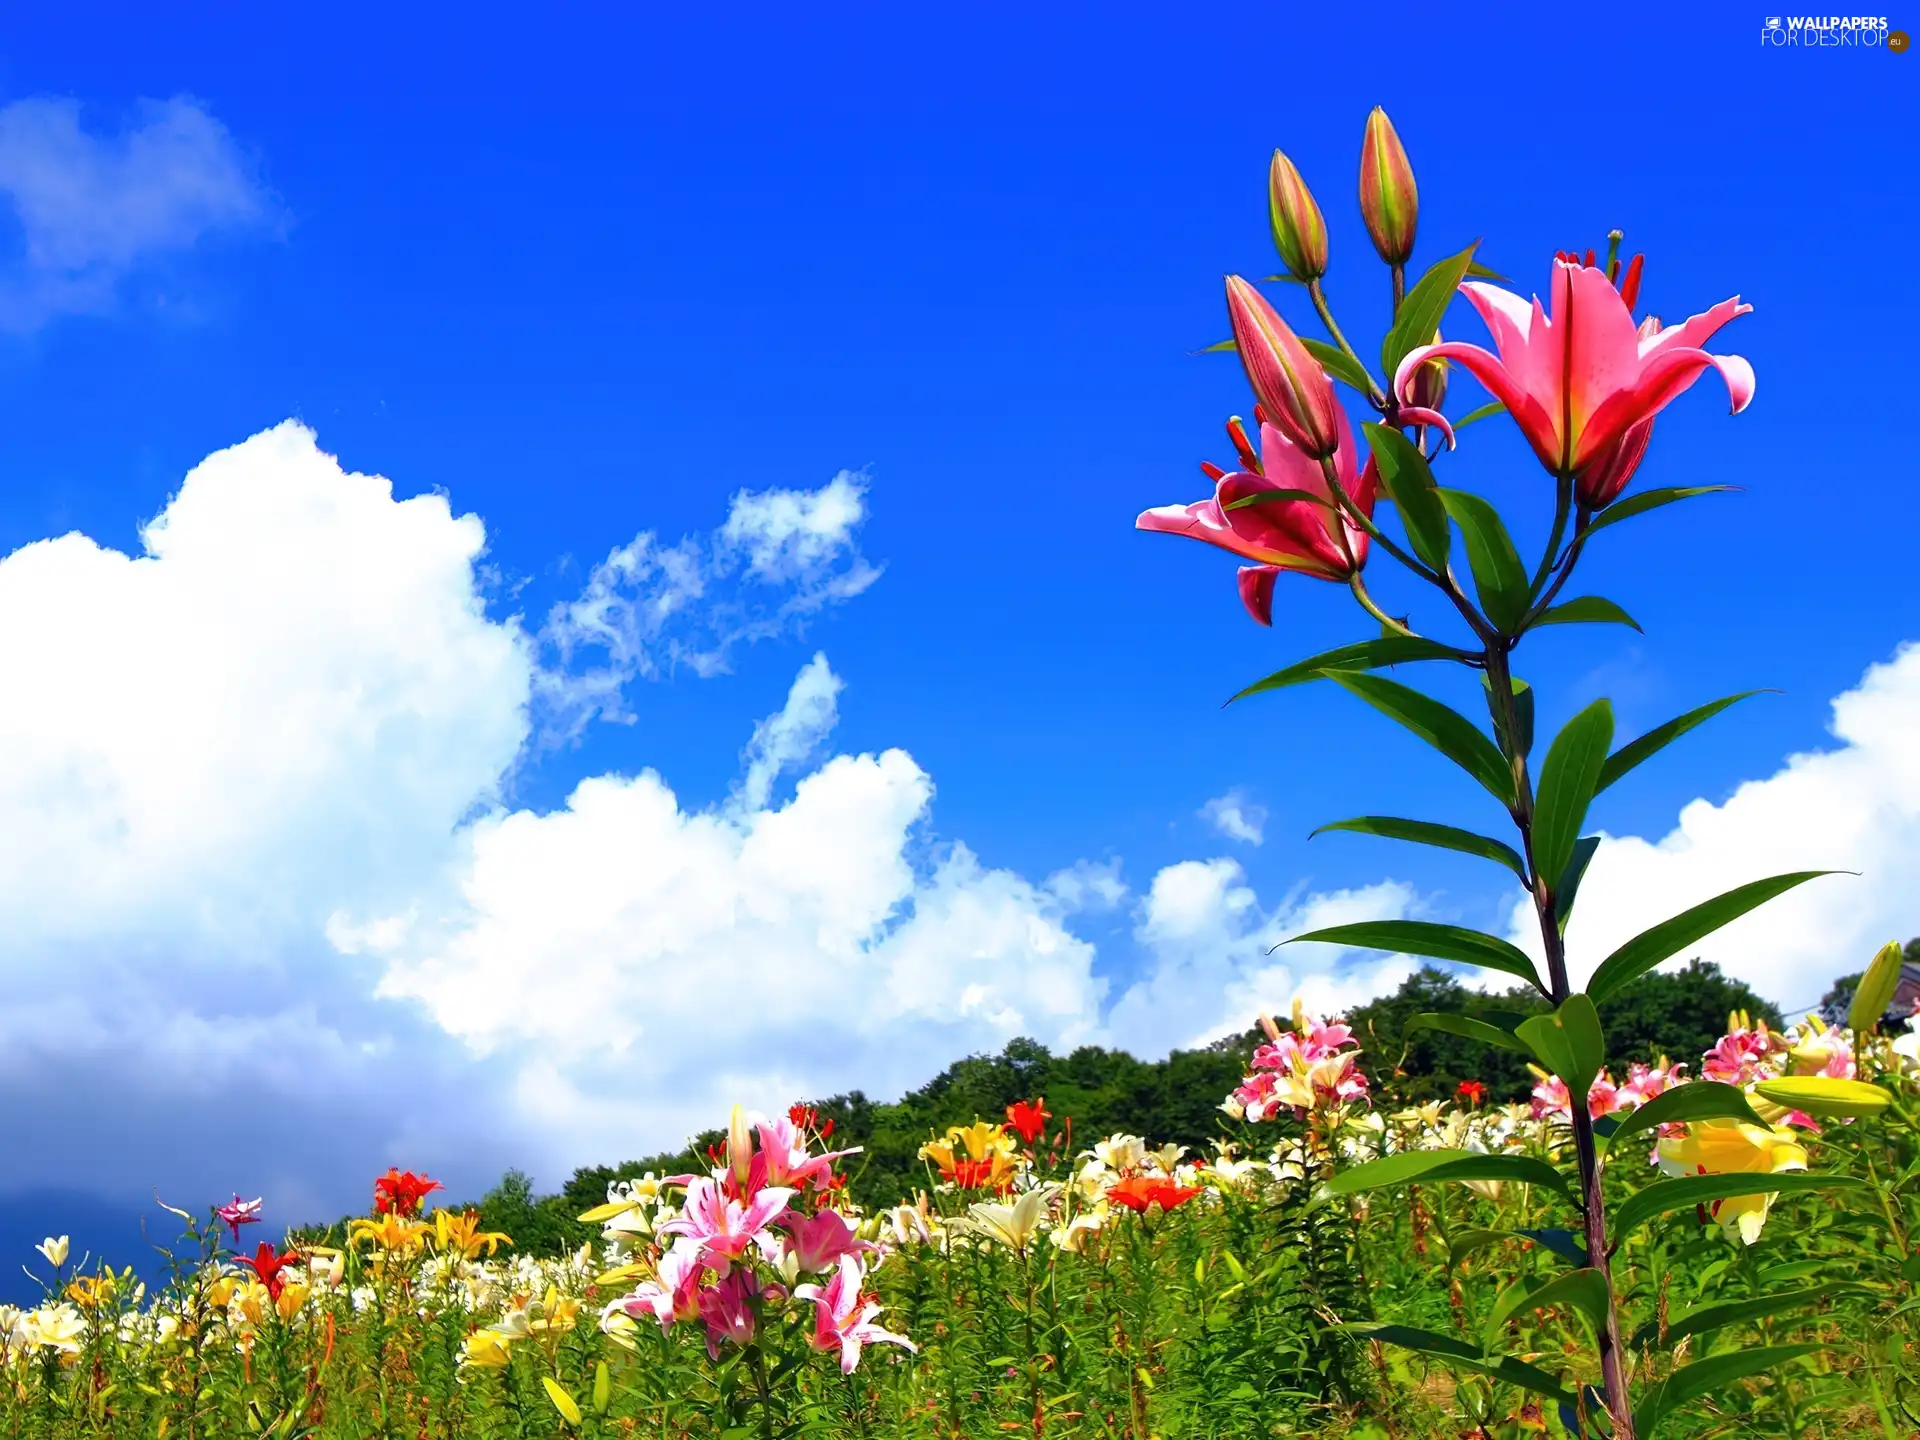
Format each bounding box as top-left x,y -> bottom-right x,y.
459,1327 -> 515,1370
349,1214 -> 430,1255
1656,1119 -> 1808,1245
432,1208 -> 512,1260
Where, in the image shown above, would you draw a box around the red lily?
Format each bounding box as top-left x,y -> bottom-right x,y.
1392,258 -> 1753,480
373,1168 -> 443,1218
241,1241 -> 301,1301
1456,1080 -> 1487,1107
1107,1176 -> 1202,1214
1006,1097 -> 1051,1146
1136,409 -> 1377,626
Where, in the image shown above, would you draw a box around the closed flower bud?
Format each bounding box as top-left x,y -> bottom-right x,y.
1358,107 -> 1418,266
1267,150 -> 1328,282
1223,275 -> 1342,461
1408,330 -> 1446,412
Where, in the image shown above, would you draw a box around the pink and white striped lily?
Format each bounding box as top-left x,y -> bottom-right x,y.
655,1177 -> 794,1274
794,1253 -> 916,1374
1392,258 -> 1754,481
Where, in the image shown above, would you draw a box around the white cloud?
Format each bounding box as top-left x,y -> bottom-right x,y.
0,422 -> 531,1213
0,96 -> 268,329
1199,789 -> 1266,845
534,472 -> 879,744
737,653 -> 841,813
368,669 -> 1108,1162
1103,858 -> 1420,1052
1507,643 -> 1920,1009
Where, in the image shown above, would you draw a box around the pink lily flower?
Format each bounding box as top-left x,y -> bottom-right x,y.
613,1238 -> 705,1329
655,1176 -> 794,1274
697,1268 -> 767,1358
1392,258 -> 1753,480
781,1206 -> 873,1276
754,1116 -> 861,1194
794,1254 -> 916,1374
215,1195 -> 264,1245
1136,410 -> 1378,626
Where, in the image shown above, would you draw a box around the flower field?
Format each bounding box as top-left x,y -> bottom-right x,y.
2,986 -> 1916,1439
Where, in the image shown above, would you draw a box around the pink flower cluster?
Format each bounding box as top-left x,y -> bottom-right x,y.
1528,1060 -> 1686,1123
1701,1014 -> 1788,1086
1225,1009 -> 1370,1124
611,1111 -> 913,1371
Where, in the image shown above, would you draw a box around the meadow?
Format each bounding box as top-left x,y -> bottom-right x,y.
1,973 -> 1913,1440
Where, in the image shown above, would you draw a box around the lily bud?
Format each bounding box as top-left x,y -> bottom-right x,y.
1851,939 -> 1906,1034
1223,275 -> 1342,460
1358,107 -> 1418,266
1407,330 -> 1446,413
727,1104 -> 753,1185
1267,150 -> 1328,282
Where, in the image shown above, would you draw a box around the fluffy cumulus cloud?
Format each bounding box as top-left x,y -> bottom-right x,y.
0,423 -> 901,1215
1508,644 -> 1920,1008
0,423 -> 529,1215
1103,859 -> 1419,1053
364,655 -> 1109,1162
0,95 -> 269,329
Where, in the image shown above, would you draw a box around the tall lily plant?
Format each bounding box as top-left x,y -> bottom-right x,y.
1140,111 -> 1882,1438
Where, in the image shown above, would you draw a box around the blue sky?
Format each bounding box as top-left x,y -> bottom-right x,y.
0,1 -> 1913,1243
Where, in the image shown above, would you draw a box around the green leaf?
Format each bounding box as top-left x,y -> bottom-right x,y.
1633,1345 -> 1818,1438
1554,836 -> 1601,935
1223,487 -> 1335,511
1752,1076 -> 1892,1118
1535,596 -> 1643,633
1283,919 -> 1540,989
1604,1081 -> 1766,1155
1516,995 -> 1605,1099
1851,939 -> 1906,1033
1299,337 -> 1375,394
1631,1286 -> 1851,1349
1437,489 -> 1529,632
1585,872 -> 1840,1004
1381,242 -> 1480,381
1310,816 -> 1527,882
1346,1323 -> 1573,1405
1228,637 -> 1461,704
1408,1012 -> 1530,1054
1465,259 -> 1508,281
1532,699 -> 1615,889
1194,337 -> 1237,355
1455,401 -> 1506,430
1612,1172 -> 1871,1243
1362,423 -> 1451,573
1323,670 -> 1516,805
1519,1268 -> 1611,1334
1597,691 -> 1771,795
1322,1147 -> 1472,1194
1584,485 -> 1738,537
